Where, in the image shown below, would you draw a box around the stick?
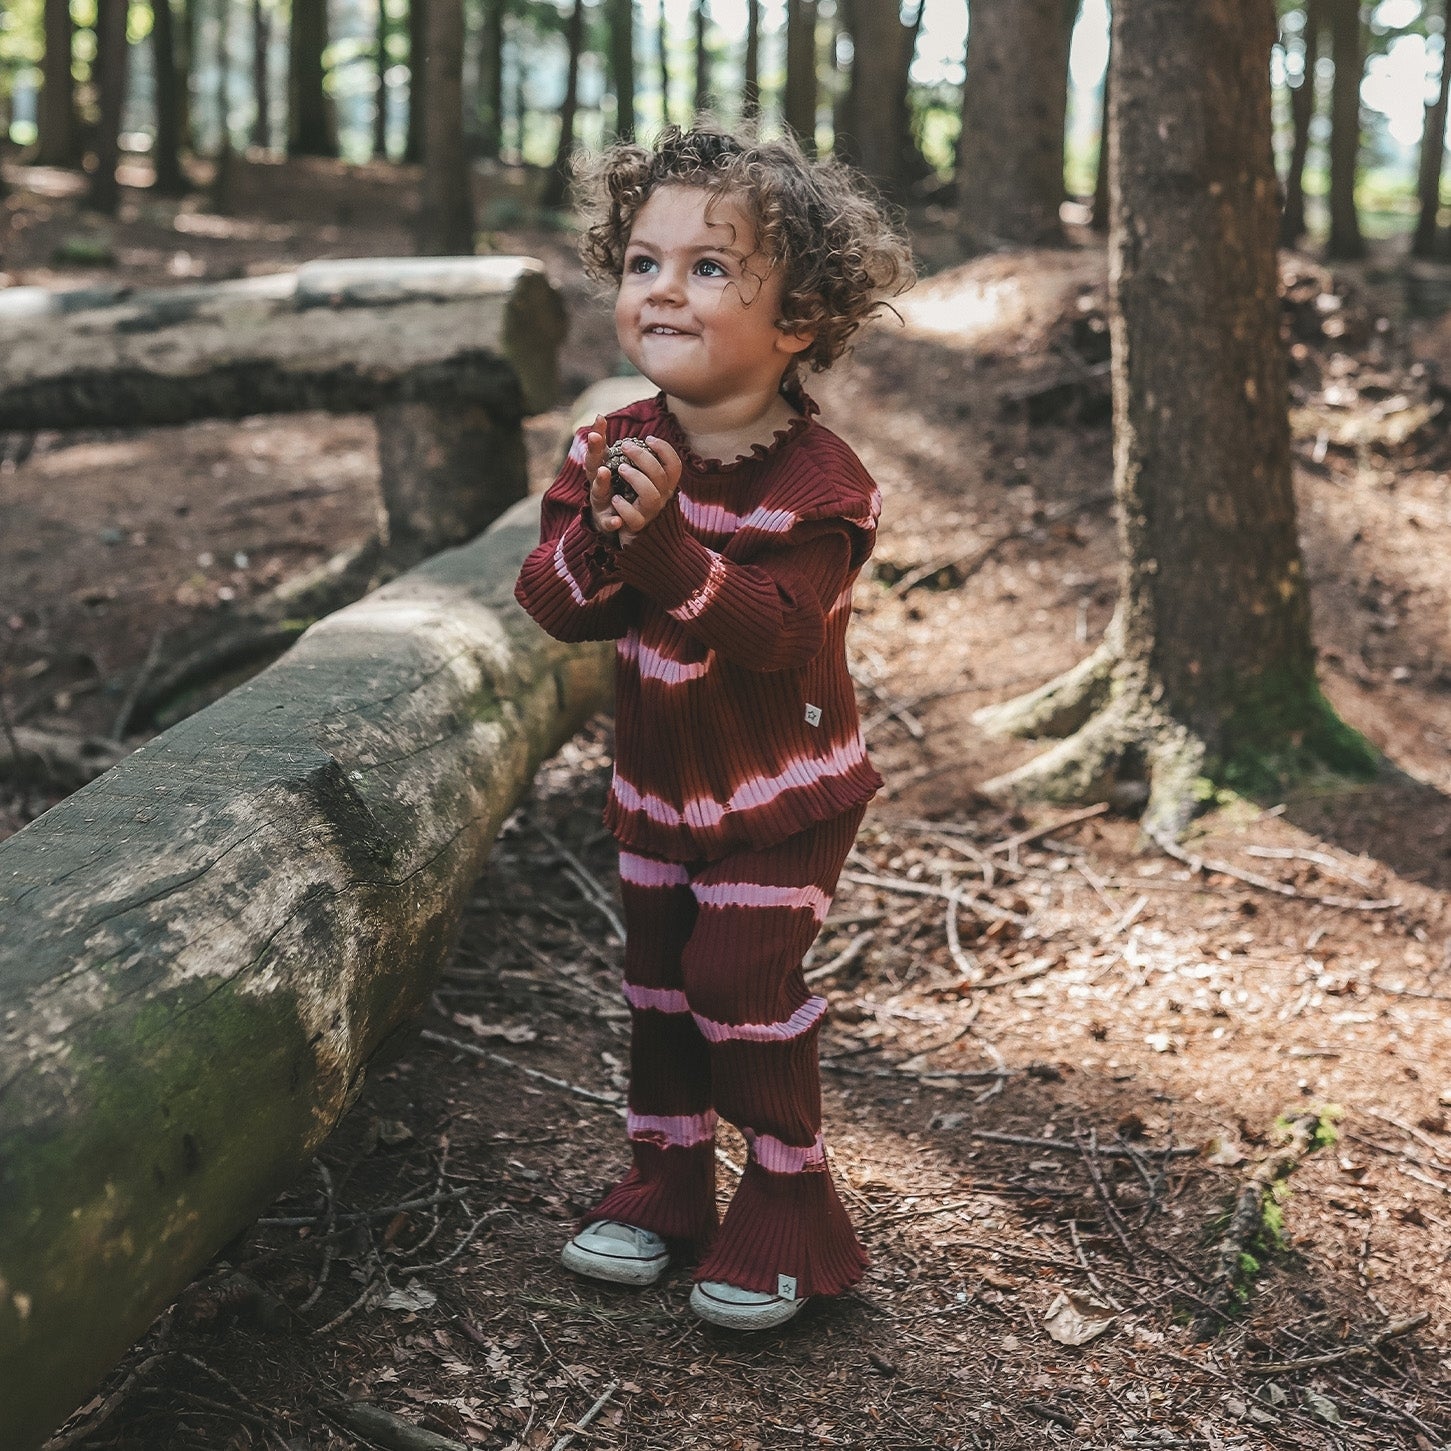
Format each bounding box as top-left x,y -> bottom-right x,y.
420,1030 -> 622,1107
534,822 -> 625,942
550,1380 -> 620,1451
803,928 -> 876,983
972,1130 -> 1199,1160
1246,1312 -> 1430,1374
111,626 -> 168,741
332,1401 -> 472,1451
840,869 -> 1027,923
990,802 -> 1110,855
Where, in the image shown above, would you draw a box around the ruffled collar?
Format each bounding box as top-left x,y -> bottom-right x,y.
650,382 -> 818,475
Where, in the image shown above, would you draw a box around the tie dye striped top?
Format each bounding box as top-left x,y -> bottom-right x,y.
514,390 -> 884,862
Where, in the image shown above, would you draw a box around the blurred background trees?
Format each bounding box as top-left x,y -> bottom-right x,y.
0,1 -> 1449,256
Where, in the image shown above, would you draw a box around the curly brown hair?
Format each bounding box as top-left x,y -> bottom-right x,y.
578,125 -> 914,375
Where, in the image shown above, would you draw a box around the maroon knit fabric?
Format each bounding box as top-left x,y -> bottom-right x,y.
513,390 -> 883,863
585,807 -> 869,1299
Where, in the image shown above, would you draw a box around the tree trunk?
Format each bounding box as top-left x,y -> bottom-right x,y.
37,0 -> 81,167
86,0 -> 130,214
694,0 -> 710,116
417,0 -> 474,253
974,0 -> 1374,837
541,0 -> 585,209
374,0 -> 391,157
784,0 -> 817,151
476,0 -> 504,159
743,0 -> 761,120
288,0 -> 333,155
180,0 -> 198,148
656,0 -> 672,129
958,0 -> 1068,250
405,0 -> 426,161
840,0 -> 907,189
153,0 -> 189,192
610,0 -> 635,139
1326,0 -> 1364,259
1412,7 -> 1450,259
1090,22 -> 1110,231
0,496 -> 614,1451
251,0 -> 271,149
510,30 -> 527,158
213,0 -> 232,158
1281,0 -> 1322,247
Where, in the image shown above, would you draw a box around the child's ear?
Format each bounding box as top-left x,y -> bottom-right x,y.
775,321 -> 817,358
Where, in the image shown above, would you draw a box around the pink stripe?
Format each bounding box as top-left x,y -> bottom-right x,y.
745,1130 -> 826,1174
677,492 -> 798,536
628,1110 -> 717,1149
617,632 -> 712,685
693,994 -> 827,1044
692,881 -> 830,922
623,981 -> 692,1014
619,850 -> 690,887
669,552 -> 728,622
553,533 -> 588,607
568,430 -> 589,466
610,732 -> 869,830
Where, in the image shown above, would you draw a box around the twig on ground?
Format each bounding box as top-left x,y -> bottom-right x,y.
297,1160 -> 338,1312
407,1207 -> 510,1272
967,956 -> 1061,992
533,822 -> 625,942
110,626 -> 167,741
330,1400 -> 471,1451
256,1186 -> 473,1227
1076,1127 -> 1139,1268
972,1131 -> 1200,1160
420,1030 -> 623,1108
840,868 -> 1028,923
1246,1313 -> 1430,1374
1068,1219 -> 1124,1311
1145,825 -> 1399,912
803,928 -> 876,983
990,802 -> 1110,856
1242,844 -> 1378,889
41,1354 -> 169,1451
550,1380 -> 620,1451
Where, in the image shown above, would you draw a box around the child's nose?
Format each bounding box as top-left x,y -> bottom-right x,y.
646,264 -> 686,302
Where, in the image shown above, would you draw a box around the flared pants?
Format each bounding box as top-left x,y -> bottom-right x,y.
585,805 -> 868,1297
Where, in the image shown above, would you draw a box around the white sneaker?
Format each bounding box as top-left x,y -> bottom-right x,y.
560,1220 -> 669,1286
689,1277 -> 805,1330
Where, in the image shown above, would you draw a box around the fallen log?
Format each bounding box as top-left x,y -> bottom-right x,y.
0,495 -> 613,1451
0,257 -> 567,563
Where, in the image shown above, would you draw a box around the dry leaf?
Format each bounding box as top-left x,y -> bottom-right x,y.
1042,1290 -> 1115,1346
452,1013 -> 538,1044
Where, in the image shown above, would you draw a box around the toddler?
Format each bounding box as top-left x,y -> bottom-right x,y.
514,125 -> 912,1330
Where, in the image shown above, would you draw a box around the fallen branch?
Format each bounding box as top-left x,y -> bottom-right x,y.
991,802 -> 1110,855
1145,826 -> 1398,913
1246,1312 -> 1430,1375
972,1130 -> 1200,1161
420,1030 -> 623,1108
549,1379 -> 620,1451
0,725 -> 129,790
332,1401 -> 471,1451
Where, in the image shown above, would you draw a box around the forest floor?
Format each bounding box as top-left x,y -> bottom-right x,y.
3,158 -> 1451,1450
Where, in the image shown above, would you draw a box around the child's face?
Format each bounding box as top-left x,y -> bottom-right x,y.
614,184 -> 812,409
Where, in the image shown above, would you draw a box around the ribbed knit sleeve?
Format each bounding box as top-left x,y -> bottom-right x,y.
513,430 -> 637,643
613,501 -> 853,672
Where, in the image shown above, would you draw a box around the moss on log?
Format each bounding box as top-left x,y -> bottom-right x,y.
0,497 -> 612,1451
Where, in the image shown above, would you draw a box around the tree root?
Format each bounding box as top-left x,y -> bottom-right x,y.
0,726 -> 130,791
972,640 -> 1115,740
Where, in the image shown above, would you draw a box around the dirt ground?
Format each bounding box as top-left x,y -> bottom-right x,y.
4,160 -> 1451,1450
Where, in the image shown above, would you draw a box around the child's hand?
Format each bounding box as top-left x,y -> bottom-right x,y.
586,423 -> 681,546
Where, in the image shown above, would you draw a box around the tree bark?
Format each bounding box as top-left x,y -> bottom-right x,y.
405,0 -> 426,161
288,0 -> 333,155
1281,0 -> 1322,246
153,0 -> 189,192
694,0 -> 710,117
86,0 -> 131,214
0,496 -> 614,1451
418,0 -> 475,255
958,0 -> 1068,251
610,0 -> 635,139
180,0 -> 198,147
743,0 -> 761,120
37,0 -> 81,167
541,0 -> 586,209
213,0 -> 232,159
251,0 -> 271,150
784,0 -> 817,151
974,0 -> 1374,837
1326,0 -> 1364,259
1413,8 -> 1450,259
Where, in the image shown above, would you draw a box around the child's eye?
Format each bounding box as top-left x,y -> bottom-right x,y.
694,258 -> 728,278
626,254 -> 657,274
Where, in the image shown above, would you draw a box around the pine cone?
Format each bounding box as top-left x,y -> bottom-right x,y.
604,437 -> 649,504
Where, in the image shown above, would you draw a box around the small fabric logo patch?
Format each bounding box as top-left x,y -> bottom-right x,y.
803,704 -> 823,727
777,1274 -> 798,1301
